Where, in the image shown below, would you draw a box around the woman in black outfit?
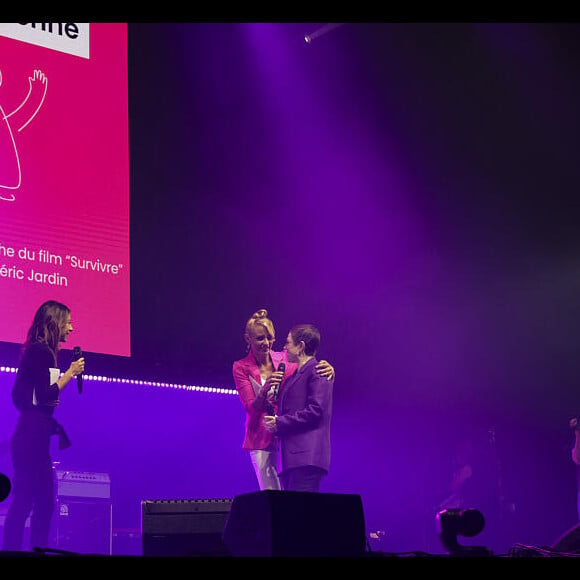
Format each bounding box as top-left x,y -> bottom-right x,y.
1,300 -> 84,552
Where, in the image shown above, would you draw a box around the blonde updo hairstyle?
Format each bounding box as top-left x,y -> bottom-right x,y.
244,308 -> 276,350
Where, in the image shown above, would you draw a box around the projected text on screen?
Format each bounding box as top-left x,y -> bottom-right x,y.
0,23 -> 130,357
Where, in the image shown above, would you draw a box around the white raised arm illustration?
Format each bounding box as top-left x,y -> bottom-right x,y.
1,69 -> 48,201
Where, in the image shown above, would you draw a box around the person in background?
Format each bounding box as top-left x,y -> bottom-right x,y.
436,438 -> 475,511
1,300 -> 84,552
550,418 -> 580,554
570,417 -> 580,520
263,323 -> 334,492
233,309 -> 334,491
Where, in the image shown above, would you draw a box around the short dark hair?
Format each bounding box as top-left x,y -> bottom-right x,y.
290,324 -> 320,356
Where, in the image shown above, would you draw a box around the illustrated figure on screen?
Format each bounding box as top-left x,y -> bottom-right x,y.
0,68 -> 48,202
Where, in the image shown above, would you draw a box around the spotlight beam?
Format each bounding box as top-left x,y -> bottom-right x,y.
304,23 -> 344,44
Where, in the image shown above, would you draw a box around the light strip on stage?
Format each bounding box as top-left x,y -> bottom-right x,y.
0,365 -> 237,396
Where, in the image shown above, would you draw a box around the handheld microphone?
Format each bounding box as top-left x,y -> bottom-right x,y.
266,362 -> 286,415
273,362 -> 285,401
73,346 -> 83,394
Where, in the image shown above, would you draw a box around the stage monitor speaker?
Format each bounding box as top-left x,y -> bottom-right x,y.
222,490 -> 367,557
141,498 -> 232,557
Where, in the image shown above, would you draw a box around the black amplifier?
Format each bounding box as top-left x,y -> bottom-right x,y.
141,498 -> 232,557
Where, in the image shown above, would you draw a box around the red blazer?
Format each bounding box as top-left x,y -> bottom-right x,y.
232,350 -> 296,450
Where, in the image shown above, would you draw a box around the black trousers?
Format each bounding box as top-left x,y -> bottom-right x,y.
281,465 -> 326,492
1,414 -> 56,552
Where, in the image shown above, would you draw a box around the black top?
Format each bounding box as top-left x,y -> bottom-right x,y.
12,342 -> 60,415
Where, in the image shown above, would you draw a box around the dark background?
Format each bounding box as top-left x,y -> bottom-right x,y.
1,22 -> 580,555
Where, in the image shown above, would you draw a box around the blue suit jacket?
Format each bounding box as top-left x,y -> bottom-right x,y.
275,357 -> 334,475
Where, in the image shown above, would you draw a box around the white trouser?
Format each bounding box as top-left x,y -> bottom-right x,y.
249,448 -> 281,490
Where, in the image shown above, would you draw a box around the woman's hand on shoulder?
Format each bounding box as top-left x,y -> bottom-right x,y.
315,360 -> 335,381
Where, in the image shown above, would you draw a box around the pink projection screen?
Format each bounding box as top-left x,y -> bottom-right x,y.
0,23 -> 130,357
